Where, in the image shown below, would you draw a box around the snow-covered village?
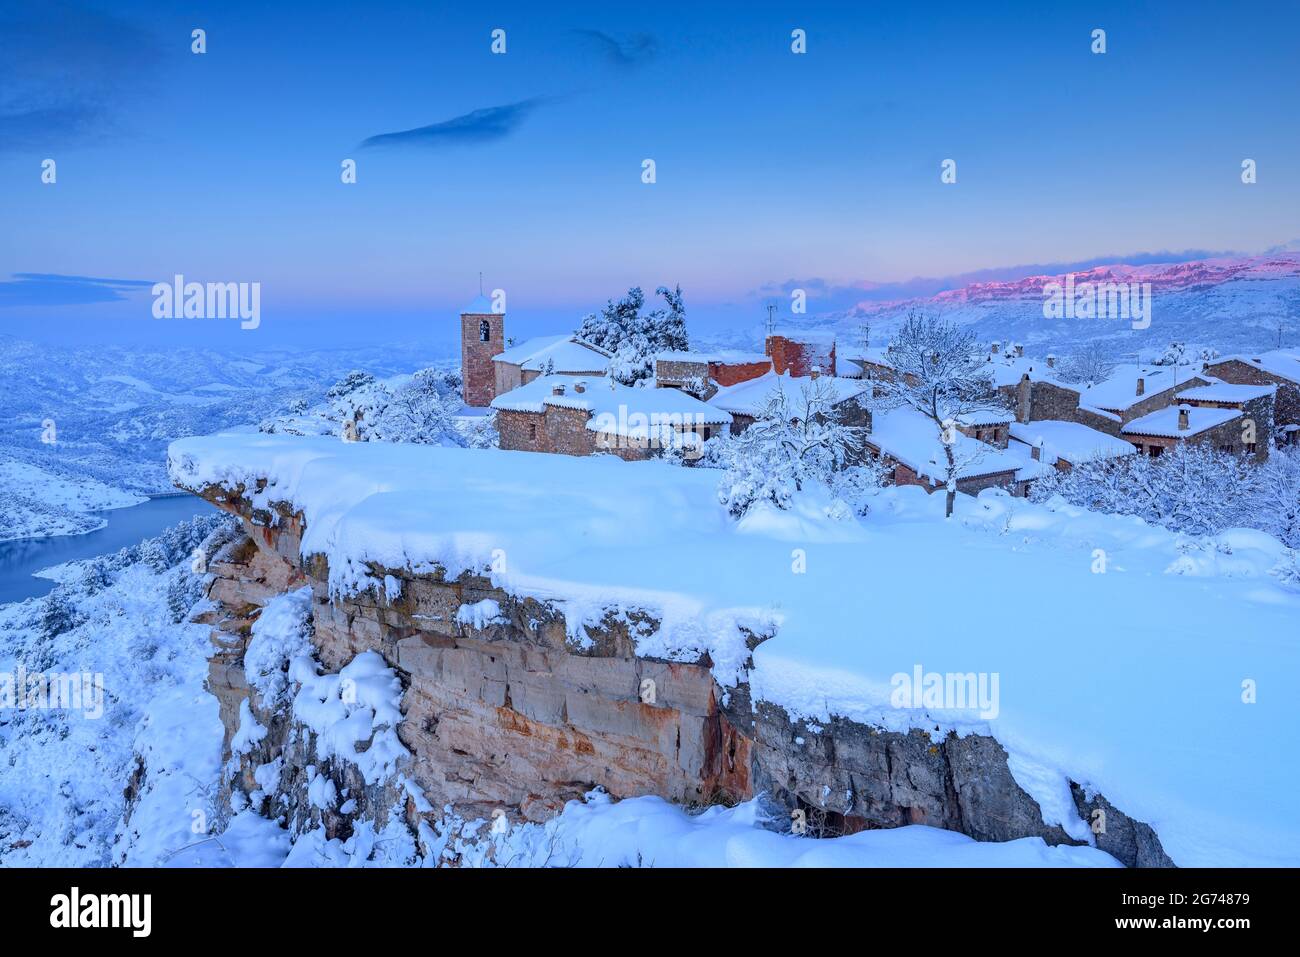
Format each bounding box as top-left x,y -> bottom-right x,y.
0,0 -> 1295,936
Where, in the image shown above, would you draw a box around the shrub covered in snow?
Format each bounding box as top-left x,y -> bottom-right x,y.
1031,442 -> 1300,546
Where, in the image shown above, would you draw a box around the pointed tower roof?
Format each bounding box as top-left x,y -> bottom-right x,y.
463,294 -> 496,315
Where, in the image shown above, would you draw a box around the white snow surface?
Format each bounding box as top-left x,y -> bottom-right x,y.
168,433 -> 1300,866
425,790 -> 1119,868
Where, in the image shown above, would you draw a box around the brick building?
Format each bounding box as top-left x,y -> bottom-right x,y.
492,374 -> 732,461
460,296 -> 504,408
765,329 -> 836,378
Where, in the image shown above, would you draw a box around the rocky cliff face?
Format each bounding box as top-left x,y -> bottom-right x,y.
186,480 -> 1172,867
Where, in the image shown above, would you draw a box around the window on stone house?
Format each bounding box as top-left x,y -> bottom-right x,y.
479,319 -> 490,342
1150,445 -> 1163,458
1245,442 -> 1256,454
528,422 -> 537,441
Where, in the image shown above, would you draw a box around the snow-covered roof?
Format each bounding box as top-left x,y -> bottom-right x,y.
1176,382 -> 1276,404
490,374 -> 732,435
1121,405 -> 1240,438
957,409 -> 1014,427
999,441 -> 1057,482
769,327 -> 836,343
655,349 -> 770,365
708,371 -> 868,418
492,335 -> 610,373
1208,350 -> 1300,385
1080,365 -> 1192,412
462,295 -> 497,314
983,354 -> 1071,390
1008,420 -> 1138,466
865,407 -> 1022,482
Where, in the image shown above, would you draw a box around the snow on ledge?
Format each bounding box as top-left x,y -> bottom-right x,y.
168,433 -> 1300,867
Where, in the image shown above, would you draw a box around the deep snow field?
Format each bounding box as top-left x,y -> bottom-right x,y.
167,433 -> 1300,868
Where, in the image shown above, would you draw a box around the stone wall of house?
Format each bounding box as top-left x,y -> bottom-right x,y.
888,462 -> 1018,497
184,480 -> 1173,866
1126,408 -> 1267,462
495,409 -> 549,453
545,404 -> 598,457
494,361 -> 524,398
655,358 -> 711,392
1205,359 -> 1300,428
1004,379 -> 1085,427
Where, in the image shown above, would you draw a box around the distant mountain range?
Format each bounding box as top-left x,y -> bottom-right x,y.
762,248 -> 1300,360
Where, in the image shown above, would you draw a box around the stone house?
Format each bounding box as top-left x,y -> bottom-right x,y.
492,374 -> 732,461
654,350 -> 773,399
1076,365 -> 1212,435
492,334 -> 610,399
1120,403 -> 1265,461
458,295 -> 610,408
863,407 -> 1031,497
1203,350 -> 1300,438
1007,420 -> 1138,472
707,370 -> 871,436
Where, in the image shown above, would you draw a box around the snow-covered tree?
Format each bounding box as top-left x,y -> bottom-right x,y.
366,369 -> 458,445
576,285 -> 690,385
1056,342 -> 1119,386
1245,447 -> 1300,548
713,376 -> 876,517
873,311 -> 1006,517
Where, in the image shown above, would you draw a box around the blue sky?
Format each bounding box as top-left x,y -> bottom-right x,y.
1,0 -> 1297,350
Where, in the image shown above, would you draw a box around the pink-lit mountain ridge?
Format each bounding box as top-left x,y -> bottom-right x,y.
808,247 -> 1300,357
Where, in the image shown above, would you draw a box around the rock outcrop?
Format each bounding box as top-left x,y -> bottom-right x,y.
186,479 -> 1173,867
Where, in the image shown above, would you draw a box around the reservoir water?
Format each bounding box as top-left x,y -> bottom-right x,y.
0,495 -> 217,604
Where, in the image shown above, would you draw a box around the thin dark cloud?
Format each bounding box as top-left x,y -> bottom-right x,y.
359,98 -> 549,150
0,2 -> 160,150
0,274 -> 155,308
569,29 -> 658,68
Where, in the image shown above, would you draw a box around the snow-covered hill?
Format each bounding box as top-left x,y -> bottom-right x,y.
796,249 -> 1300,359
0,335 -> 453,541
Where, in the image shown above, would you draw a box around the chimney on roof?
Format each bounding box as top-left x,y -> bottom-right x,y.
810,365 -> 821,380
1031,440 -> 1042,461
1014,343 -> 1024,358
1136,377 -> 1145,396
990,341 -> 1001,358
573,380 -> 586,394
552,384 -> 566,396
1178,405 -> 1190,430
1046,354 -> 1056,368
